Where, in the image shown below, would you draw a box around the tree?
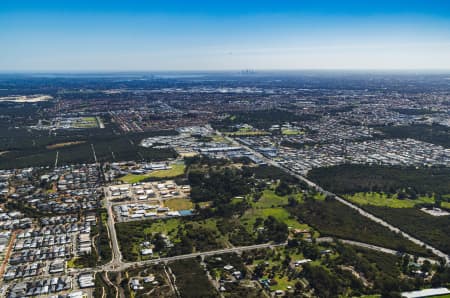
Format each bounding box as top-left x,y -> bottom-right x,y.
263,216 -> 288,243
275,180 -> 293,196
294,281 -> 304,294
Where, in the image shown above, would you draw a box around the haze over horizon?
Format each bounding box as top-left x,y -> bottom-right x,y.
2,0 -> 450,71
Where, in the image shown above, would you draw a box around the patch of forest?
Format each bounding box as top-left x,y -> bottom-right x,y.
307,164 -> 450,196
377,124 -> 450,148
288,198 -> 431,257
365,206 -> 450,255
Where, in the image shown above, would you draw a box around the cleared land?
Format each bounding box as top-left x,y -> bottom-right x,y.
281,129 -> 302,135
120,163 -> 186,183
164,198 -> 194,211
225,130 -> 270,136
46,141 -> 86,149
73,117 -> 99,128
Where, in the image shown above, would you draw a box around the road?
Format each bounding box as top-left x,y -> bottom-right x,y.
225,134 -> 450,265
64,242 -> 287,277
101,186 -> 279,273
101,242 -> 287,272
91,144 -> 98,163
102,184 -> 286,272
54,151 -> 59,168
6,131 -> 446,289
14,235 -> 437,286
103,187 -> 123,270
317,237 -> 439,265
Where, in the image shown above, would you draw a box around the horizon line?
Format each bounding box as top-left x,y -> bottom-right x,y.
1,68 -> 450,74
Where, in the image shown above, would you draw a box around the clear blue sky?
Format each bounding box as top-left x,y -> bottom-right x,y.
1,0 -> 450,71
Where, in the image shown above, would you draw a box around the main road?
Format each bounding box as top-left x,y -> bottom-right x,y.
64,242 -> 287,277
223,133 -> 450,265
92,131 -> 448,283
103,187 -> 123,269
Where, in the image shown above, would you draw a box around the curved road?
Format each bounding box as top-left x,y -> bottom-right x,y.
317,237 -> 439,265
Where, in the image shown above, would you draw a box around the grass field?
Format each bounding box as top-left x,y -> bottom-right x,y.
281,129 -> 302,135
141,218 -> 182,237
66,257 -> 84,269
73,117 -> 99,128
66,258 -> 79,269
241,207 -> 309,232
252,189 -> 302,209
442,201 -> 450,209
211,134 -> 228,143
120,163 -> 186,183
345,192 -> 435,208
164,198 -> 194,210
225,129 -> 270,136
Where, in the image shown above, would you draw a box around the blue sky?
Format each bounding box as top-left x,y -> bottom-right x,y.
1,0 -> 450,71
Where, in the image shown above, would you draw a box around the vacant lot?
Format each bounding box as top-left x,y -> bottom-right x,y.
46,141 -> 86,149
164,198 -> 193,211
120,163 -> 186,183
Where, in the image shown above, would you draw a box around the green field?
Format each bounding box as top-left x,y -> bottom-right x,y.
211,134 -> 228,143
252,189 -> 302,209
345,192 -> 435,208
241,207 -> 309,232
73,117 -> 99,128
281,129 -> 302,135
120,163 -> 186,183
141,218 -> 182,236
226,130 -> 270,136
164,198 -> 194,210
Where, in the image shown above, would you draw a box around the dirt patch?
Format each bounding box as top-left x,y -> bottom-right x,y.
46,141 -> 86,150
